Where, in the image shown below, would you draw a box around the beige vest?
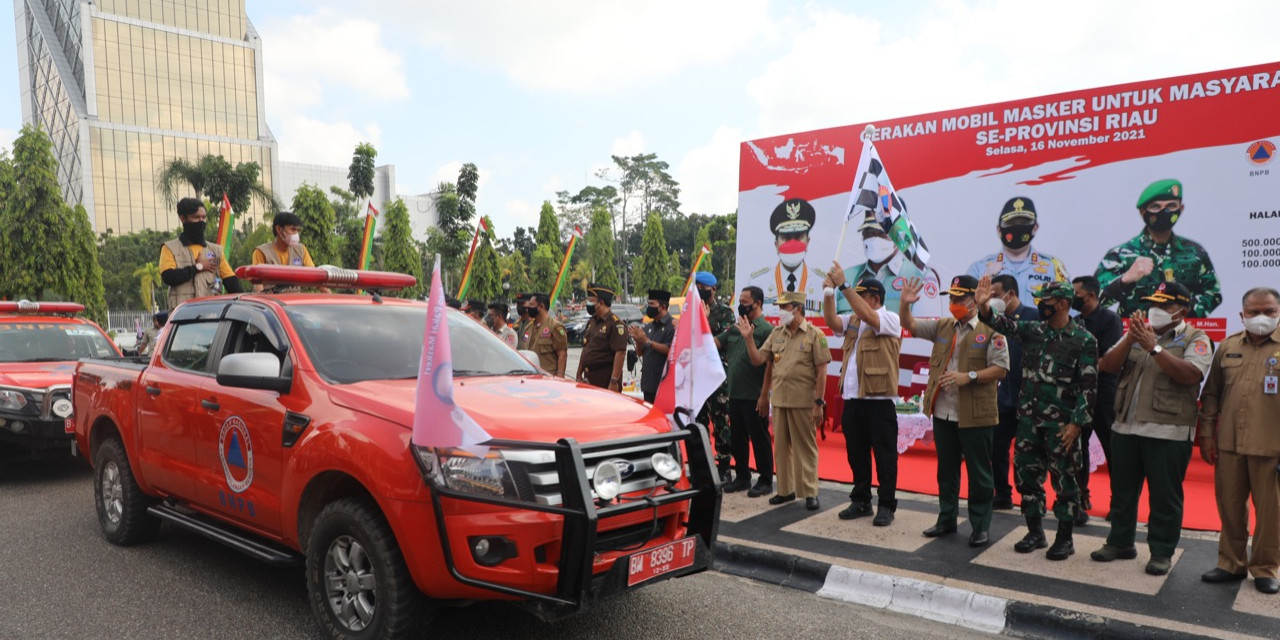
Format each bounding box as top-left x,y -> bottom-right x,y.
255,242 -> 308,293
165,239 -> 223,309
1114,325 -> 1207,427
838,316 -> 901,398
922,318 -> 1000,428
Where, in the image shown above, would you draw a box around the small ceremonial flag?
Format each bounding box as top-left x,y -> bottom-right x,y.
411,255 -> 492,455
134,318 -> 143,342
456,217 -> 490,299
843,138 -> 931,269
681,245 -> 711,296
653,290 -> 726,418
358,202 -> 379,270
549,226 -> 583,303
215,193 -> 235,257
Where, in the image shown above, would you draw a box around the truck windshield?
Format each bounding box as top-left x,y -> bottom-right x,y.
0,323 -> 118,363
285,304 -> 539,384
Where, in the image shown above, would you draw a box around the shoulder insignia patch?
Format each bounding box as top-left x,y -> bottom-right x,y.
1192,341 -> 1208,355
992,335 -> 1006,350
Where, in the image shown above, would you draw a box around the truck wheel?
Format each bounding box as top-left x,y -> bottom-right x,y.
306,497 -> 429,640
93,438 -> 160,546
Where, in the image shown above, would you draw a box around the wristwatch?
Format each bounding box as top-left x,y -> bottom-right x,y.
838,281 -> 851,291
814,398 -> 826,406
195,262 -> 205,271
967,371 -> 978,382
1149,345 -> 1164,356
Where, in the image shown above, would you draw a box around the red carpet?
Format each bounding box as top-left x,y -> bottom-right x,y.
808,428 -> 1226,533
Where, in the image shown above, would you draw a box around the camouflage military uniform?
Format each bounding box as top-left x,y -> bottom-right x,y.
1094,231 -> 1221,318
985,309 -> 1098,521
697,300 -> 737,473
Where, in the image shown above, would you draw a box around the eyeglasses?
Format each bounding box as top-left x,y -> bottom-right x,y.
1143,202 -> 1183,214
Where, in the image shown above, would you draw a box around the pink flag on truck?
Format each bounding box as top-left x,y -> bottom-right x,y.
653,288 -> 726,419
412,255 -> 492,455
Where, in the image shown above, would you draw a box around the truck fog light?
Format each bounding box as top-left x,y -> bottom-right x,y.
10,421 -> 26,433
52,398 -> 74,418
593,460 -> 623,501
651,452 -> 681,481
469,536 -> 517,566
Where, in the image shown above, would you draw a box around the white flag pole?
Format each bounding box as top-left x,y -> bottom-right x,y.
833,124 -> 878,262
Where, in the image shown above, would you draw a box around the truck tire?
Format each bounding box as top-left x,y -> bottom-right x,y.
306,497 -> 429,640
93,438 -> 160,546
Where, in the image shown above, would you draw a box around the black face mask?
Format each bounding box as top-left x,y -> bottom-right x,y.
738,304 -> 753,317
698,288 -> 713,302
645,306 -> 661,319
585,303 -> 596,315
1037,301 -> 1058,320
1001,224 -> 1034,250
525,306 -> 540,317
1070,297 -> 1086,312
1146,208 -> 1179,233
517,307 -> 529,318
181,220 -> 207,245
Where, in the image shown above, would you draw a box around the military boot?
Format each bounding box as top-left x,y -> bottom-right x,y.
1046,520 -> 1075,561
1014,515 -> 1047,553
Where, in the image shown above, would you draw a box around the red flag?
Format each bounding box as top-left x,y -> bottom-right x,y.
653,291 -> 726,417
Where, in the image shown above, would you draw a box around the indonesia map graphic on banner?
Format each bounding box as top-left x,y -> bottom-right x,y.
653,291 -> 726,419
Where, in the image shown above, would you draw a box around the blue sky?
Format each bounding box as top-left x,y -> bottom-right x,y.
2,0 -> 1277,237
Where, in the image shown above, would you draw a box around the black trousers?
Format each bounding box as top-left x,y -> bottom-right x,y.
844,398 -> 898,509
728,398 -> 773,483
1078,378 -> 1118,501
993,409 -> 1018,502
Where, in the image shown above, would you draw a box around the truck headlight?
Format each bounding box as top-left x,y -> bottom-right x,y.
52,398 -> 74,419
651,452 -> 681,481
415,446 -> 522,500
0,390 -> 28,411
592,459 -> 623,501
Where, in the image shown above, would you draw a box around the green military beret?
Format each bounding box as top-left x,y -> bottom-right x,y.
1035,281 -> 1075,301
1136,179 -> 1182,209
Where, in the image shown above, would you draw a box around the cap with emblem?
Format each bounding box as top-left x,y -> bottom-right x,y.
1035,281 -> 1076,301
647,289 -> 672,305
1140,281 -> 1192,306
777,291 -> 807,306
854,277 -> 886,299
695,271 -> 717,288
944,275 -> 979,297
769,198 -> 816,235
1136,179 -> 1182,209
858,211 -> 888,236
586,282 -> 615,306
999,197 -> 1037,227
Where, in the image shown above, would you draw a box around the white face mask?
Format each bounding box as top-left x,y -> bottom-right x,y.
287,232 -> 301,247
988,297 -> 1007,316
1147,307 -> 1176,330
864,237 -> 896,263
782,308 -> 801,325
1243,314 -> 1280,336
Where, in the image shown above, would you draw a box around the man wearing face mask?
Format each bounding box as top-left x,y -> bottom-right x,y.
977,278 -> 1098,561
522,293 -> 567,376
693,272 -> 737,482
748,198 -> 827,305
513,293 -> 533,349
1070,275 -> 1124,525
1095,179 -> 1221,318
715,287 -> 775,496
251,211 -> 331,294
988,275 -> 1038,510
488,302 -> 518,349
575,284 -> 627,391
741,291 -> 832,511
838,212 -> 940,317
1199,287 -> 1280,594
1091,282 -> 1212,576
903,275 -> 1009,546
630,290 -> 675,403
967,197 -> 1070,307
159,197 -> 243,309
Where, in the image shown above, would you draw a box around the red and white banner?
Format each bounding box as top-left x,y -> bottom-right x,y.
654,291 -> 726,419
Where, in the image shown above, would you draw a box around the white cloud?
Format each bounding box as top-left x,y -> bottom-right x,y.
610,131 -> 646,157
275,116 -> 383,166
676,125 -> 742,215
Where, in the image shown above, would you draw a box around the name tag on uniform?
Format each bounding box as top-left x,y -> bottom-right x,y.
1265,375 -> 1278,395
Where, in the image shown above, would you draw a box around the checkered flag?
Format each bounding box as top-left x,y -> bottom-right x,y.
844,138 -> 931,270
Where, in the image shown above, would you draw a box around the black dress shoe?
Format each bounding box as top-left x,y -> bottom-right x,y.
872,506 -> 894,527
922,523 -> 957,538
746,481 -> 773,498
968,531 -> 990,547
723,477 -> 752,493
768,493 -> 796,505
992,497 -> 1015,510
805,497 -> 820,511
837,502 -> 872,520
1201,568 -> 1248,583
1256,577 -> 1280,594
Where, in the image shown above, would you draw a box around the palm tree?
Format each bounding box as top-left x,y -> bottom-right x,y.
156,154 -> 279,221
132,262 -> 162,311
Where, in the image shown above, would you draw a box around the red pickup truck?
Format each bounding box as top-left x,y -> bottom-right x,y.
1,301 -> 119,460
72,267 -> 719,639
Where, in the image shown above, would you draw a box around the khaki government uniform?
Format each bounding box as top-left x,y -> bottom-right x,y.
915,317 -> 1009,533
252,242 -> 314,293
524,315 -> 568,374
760,320 -> 831,499
159,239 -> 233,309
1107,322 -> 1212,559
1199,327 -> 1280,579
579,312 -> 628,388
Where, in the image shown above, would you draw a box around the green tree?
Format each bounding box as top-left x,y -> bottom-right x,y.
585,205 -> 620,294
457,163 -> 479,222
291,184 -> 339,266
529,243 -> 559,297
535,200 -> 561,247
67,203 -> 108,324
693,223 -> 714,275
380,198 -> 424,298
156,154 -> 279,223
96,229 -> 171,309
328,186 -> 369,269
632,213 -> 669,297
499,251 -> 532,300
347,142 -> 377,203
132,262 -> 162,311
468,217 -> 502,301
231,223 -> 274,271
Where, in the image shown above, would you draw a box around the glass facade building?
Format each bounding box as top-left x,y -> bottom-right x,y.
15,0 -> 277,234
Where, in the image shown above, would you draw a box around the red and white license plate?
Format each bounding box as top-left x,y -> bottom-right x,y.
626,536 -> 697,586
64,417 -> 75,433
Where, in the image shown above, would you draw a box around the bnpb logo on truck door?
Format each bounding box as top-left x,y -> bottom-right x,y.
219,416 -> 254,493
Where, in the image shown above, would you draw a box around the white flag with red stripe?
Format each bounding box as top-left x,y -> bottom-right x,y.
653,291 -> 725,418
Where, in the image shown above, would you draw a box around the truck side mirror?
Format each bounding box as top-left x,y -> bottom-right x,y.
216,352 -> 290,393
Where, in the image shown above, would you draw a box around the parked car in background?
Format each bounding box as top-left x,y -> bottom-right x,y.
611,304 -> 645,326
563,311 -> 592,345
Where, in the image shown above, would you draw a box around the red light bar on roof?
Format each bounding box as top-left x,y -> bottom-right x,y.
0,300 -> 86,314
234,265 -> 417,291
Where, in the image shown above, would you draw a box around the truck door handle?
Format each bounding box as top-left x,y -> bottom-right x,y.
201,399 -> 220,411
145,386 -> 161,396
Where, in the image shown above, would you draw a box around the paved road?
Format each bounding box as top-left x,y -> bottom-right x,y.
1,458 -> 995,640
